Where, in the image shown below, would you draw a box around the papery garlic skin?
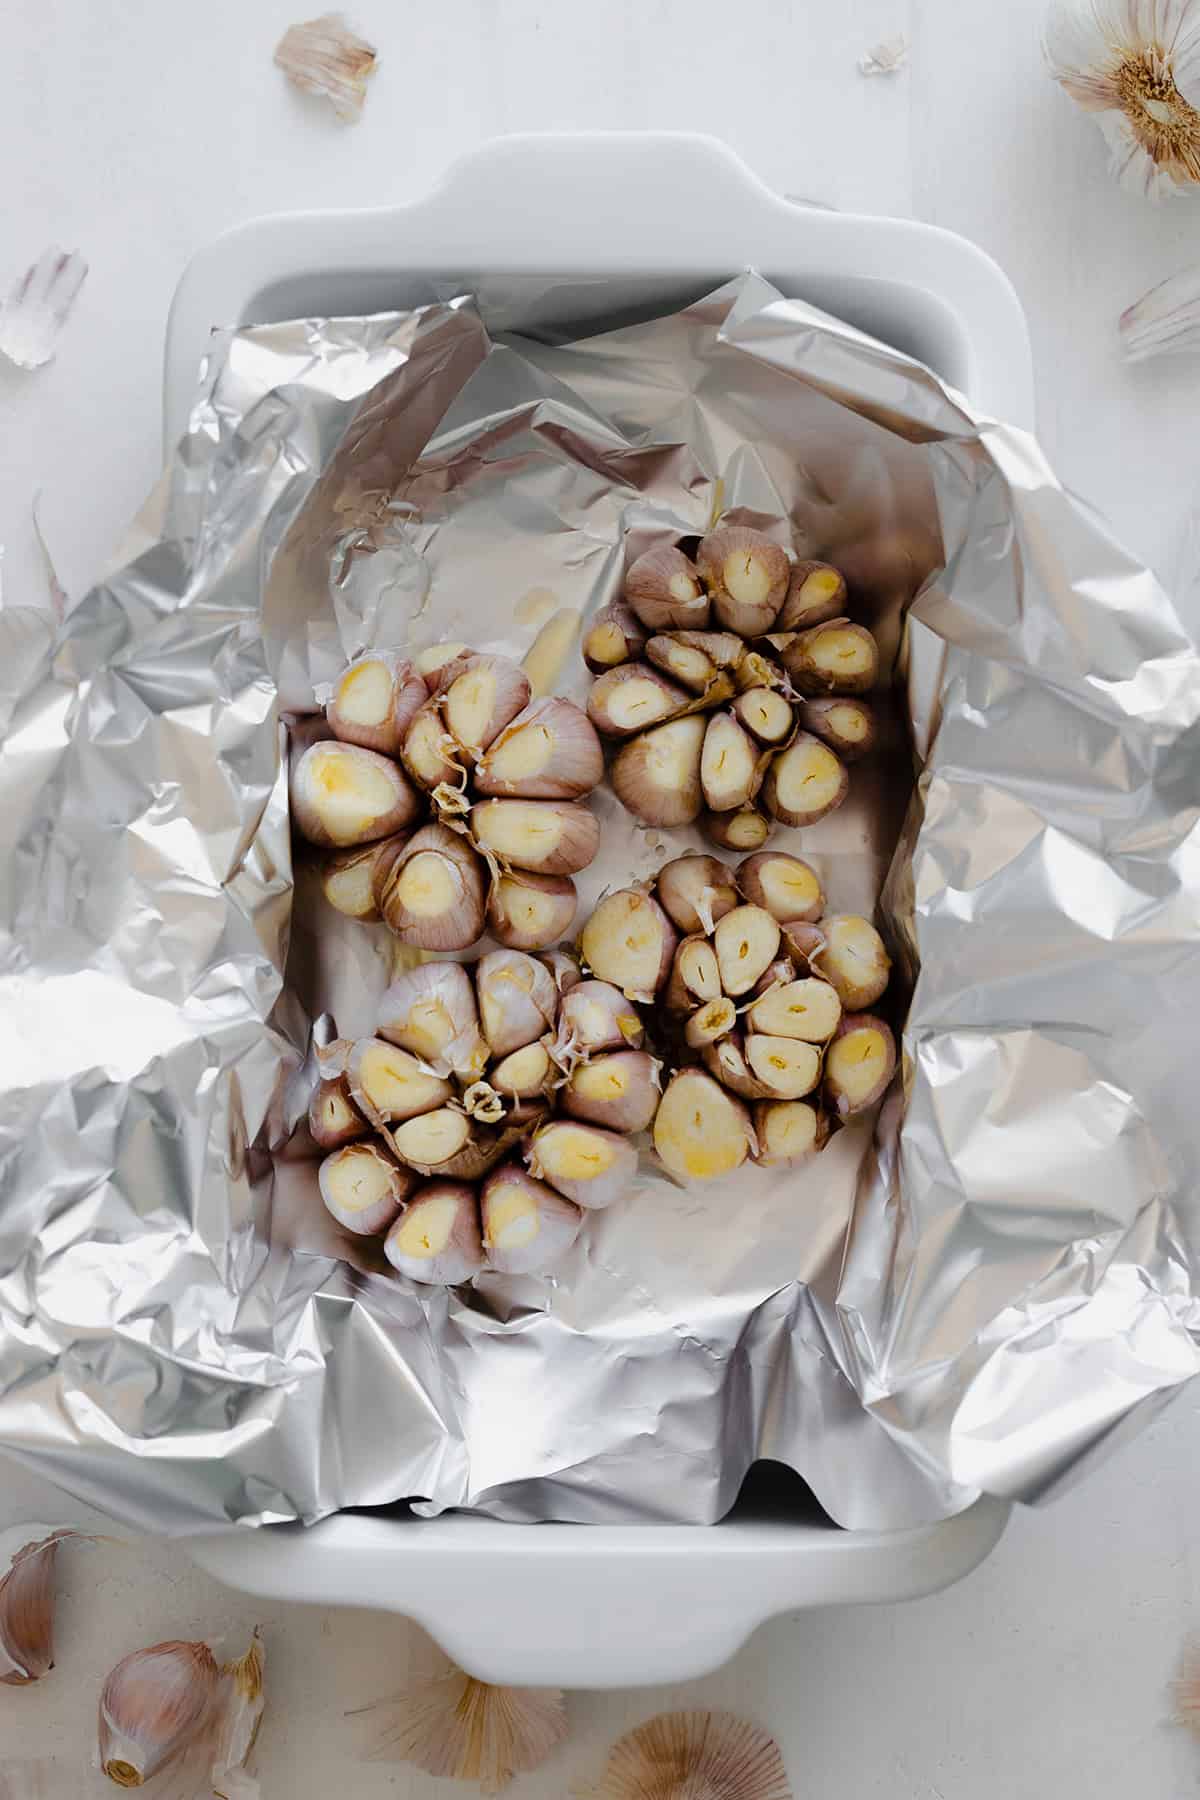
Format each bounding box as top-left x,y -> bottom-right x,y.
211,1629 -> 266,1791
98,1640 -> 219,1788
273,13 -> 378,121
1120,264 -> 1200,358
0,249 -> 88,372
0,1528 -> 66,1686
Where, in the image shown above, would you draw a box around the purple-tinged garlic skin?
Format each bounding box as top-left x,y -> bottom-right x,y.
624,545 -> 709,632
810,914 -> 892,1010
580,889 -> 678,1002
586,663 -> 690,739
527,1120 -> 639,1211
582,602 -> 647,673
824,1013 -> 897,1117
308,1075 -> 369,1150
487,869 -> 578,952
735,852 -> 824,924
0,1533 -> 63,1685
474,698 -> 603,800
98,1640 -> 220,1788
700,805 -> 774,851
476,949 -> 559,1059
697,526 -> 790,637
794,696 -> 876,761
782,618 -> 879,696
609,714 -> 706,828
319,1141 -> 414,1236
776,560 -> 848,631
760,732 -> 849,828
374,822 -> 488,951
376,962 -> 488,1079
539,948 -> 583,994
470,799 -> 601,876
291,741 -> 421,848
325,652 -> 428,756
563,1050 -> 662,1134
384,1181 -> 485,1286
654,854 -> 739,937
400,701 -> 463,792
481,1164 -> 583,1275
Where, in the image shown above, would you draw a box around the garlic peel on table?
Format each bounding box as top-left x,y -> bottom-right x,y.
576,1710 -> 791,1800
273,13 -> 378,121
352,1662 -> 568,1792
0,1524 -> 77,1686
1120,264 -> 1200,358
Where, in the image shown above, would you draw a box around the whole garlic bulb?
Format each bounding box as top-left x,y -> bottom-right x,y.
1044,0 -> 1200,198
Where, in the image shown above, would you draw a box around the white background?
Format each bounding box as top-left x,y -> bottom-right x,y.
4,0 -> 1200,1794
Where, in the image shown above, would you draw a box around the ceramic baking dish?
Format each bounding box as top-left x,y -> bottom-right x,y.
172,132 -> 1030,1688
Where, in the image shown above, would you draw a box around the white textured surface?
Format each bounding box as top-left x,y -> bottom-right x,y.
3,0 -> 1200,1792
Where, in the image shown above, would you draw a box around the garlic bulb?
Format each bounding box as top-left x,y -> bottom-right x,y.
353,1662 -> 568,1792
98,1639 -> 219,1787
578,1710 -> 791,1800
1044,0 -> 1200,198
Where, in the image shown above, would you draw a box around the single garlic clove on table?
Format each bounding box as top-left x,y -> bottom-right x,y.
697,526 -> 791,637
610,714 -> 706,827
824,1013 -> 897,1116
712,905 -> 782,996
736,851 -> 824,923
528,1120 -> 638,1210
653,1068 -> 755,1181
654,853 -> 739,936
474,697 -> 603,799
470,798 -> 600,875
586,663 -> 690,737
384,1180 -> 485,1285
563,1049 -> 661,1134
580,888 -> 678,1001
481,1163 -> 583,1274
98,1639 -> 220,1789
761,732 -> 849,827
291,741 -> 421,848
487,869 -> 578,950
325,651 -> 429,756
320,1140 -> 414,1235
374,822 -> 487,950
624,545 -> 709,631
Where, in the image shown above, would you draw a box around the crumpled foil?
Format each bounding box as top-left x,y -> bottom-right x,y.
2,273 -> 1198,1535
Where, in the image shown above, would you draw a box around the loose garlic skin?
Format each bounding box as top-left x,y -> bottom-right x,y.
753,1100 -> 831,1165
487,869 -> 578,950
697,527 -> 790,637
776,561 -> 848,632
654,854 -> 739,936
480,1165 -> 583,1275
811,914 -> 892,1010
796,696 -> 876,761
783,619 -> 879,696
583,602 -> 647,673
653,1069 -> 755,1181
580,889 -> 678,1001
528,1120 -> 639,1210
735,852 -> 824,924
587,664 -> 689,737
325,652 -> 429,755
824,1013 -> 897,1117
291,741 -> 421,848
624,545 -> 709,631
474,698 -> 603,800
564,1050 -> 661,1133
610,715 -> 706,827
470,799 -> 601,876
761,732 -> 849,828
384,1180 -> 485,1285
320,1140 -> 414,1235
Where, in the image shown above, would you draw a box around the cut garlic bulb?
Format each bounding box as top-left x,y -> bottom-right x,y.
320,835 -> 403,921
782,619 -> 879,695
731,685 -> 794,745
563,1050 -> 661,1133
481,1165 -> 583,1275
320,1140 -> 414,1235
528,1120 -> 638,1210
684,996 -> 738,1048
701,806 -> 773,851
353,1661 -> 568,1792
580,889 -> 678,1001
388,1107 -> 474,1172
98,1639 -> 219,1788
700,711 -> 761,813
441,656 -> 531,756
401,702 -> 463,791
653,1071 -> 755,1182
578,1710 -> 791,1800
743,1035 -> 822,1100
326,652 -> 428,755
384,1181 -> 485,1285
487,869 -> 578,951
308,1072 -> 368,1150
777,560 -> 848,630
291,741 -> 420,848
794,696 -> 876,761
377,962 -> 488,1078
665,936 -> 723,1012
747,978 -> 841,1044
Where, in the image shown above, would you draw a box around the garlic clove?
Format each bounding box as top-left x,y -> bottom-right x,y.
414,642 -> 469,680
487,868 -> 578,951
438,655 -> 531,757
653,1070 -> 755,1181
586,663 -> 690,738
782,618 -> 879,696
644,634 -> 722,695
384,1181 -> 484,1285
665,935 -> 723,1012
580,889 -> 678,1001
713,905 -> 782,996
610,715 -> 706,827
470,799 -> 600,876
733,649 -> 785,694
480,1164 -> 583,1274
794,696 -> 876,761
747,977 -> 841,1044
697,527 -> 790,636
376,963 -> 488,1078
824,1013 -> 897,1116
624,545 -> 709,631
347,1038 -> 453,1125
811,913 -> 891,1009
401,702 -> 463,791
308,1074 -> 369,1150
731,686 -> 794,745
527,1120 -> 638,1210
743,1034 -> 822,1100
753,1100 -> 831,1165
735,851 -> 824,923
775,560 -> 848,631
212,1628 -> 266,1792
326,652 -> 428,755
761,732 -> 848,828
388,1108 -> 474,1173
582,602 -> 648,673
409,1119 -> 528,1183
0,1530 -> 66,1686
751,955 -> 798,997
320,1140 -> 413,1236
291,741 -> 420,848
476,949 -> 559,1058
670,629 -> 747,669
98,1639 -> 219,1788
702,1032 -> 769,1101
563,1050 -> 661,1134
557,980 -> 646,1055
701,806 -> 774,852
375,823 -> 488,951
489,1039 -> 555,1103
654,853 -> 739,936
684,997 -> 738,1049
320,835 -> 407,921
474,698 -> 603,799
700,711 -> 761,813
539,947 -> 583,994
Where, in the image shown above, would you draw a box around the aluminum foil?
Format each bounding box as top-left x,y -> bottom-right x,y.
2,272 -> 1198,1535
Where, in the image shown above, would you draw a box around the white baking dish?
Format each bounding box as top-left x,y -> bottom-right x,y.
172,132 -> 1031,1688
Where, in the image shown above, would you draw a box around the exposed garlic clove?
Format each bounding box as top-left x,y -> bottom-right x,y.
701,806 -> 774,852
743,1034 -> 822,1100
557,980 -> 646,1054
474,698 -> 603,799
98,1639 -> 219,1788
384,1181 -> 484,1284
375,823 -> 487,950
291,741 -> 420,848
736,851 -> 824,923
665,935 -> 723,1013
653,1070 -> 755,1181
440,655 -> 531,756
782,618 -> 879,696
747,977 -> 841,1044
580,889 -> 678,1001
701,1032 -> 768,1101
481,1164 -> 584,1274
401,702 -> 463,791
489,1039 -> 556,1104
762,632 -> 797,655
713,905 -> 782,996
347,1038 -> 453,1125
320,1140 -> 414,1236
320,835 -> 406,921
326,653 -> 428,755
697,527 -> 790,636
427,1120 -> 529,1182
308,1074 -> 369,1150
377,962 -> 488,1079
414,642 -> 469,680
487,869 -> 578,951
700,710 -> 763,815
476,949 -> 559,1058
776,560 -> 848,631
824,1013 -> 896,1116
539,947 -> 583,994
0,1531 -> 64,1686
654,853 -> 739,936
388,1108 -> 474,1173
212,1628 -> 266,1790
794,696 -> 876,761
733,649 -> 785,693
470,798 -> 600,875
527,1121 -> 638,1210
644,634 -> 721,695
753,1100 -> 831,1165
761,733 -> 848,828
582,602 -> 648,673
731,686 -> 794,745
624,545 -> 709,631
586,663 -> 690,738
812,914 -> 891,1009
684,996 -> 738,1049
610,715 -> 706,827
564,1050 -> 661,1134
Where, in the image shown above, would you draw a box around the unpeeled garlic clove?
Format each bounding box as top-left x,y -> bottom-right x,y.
733,649 -> 785,693
670,629 -> 746,669
582,602 -> 648,673
563,1049 -> 661,1134
0,1531 -> 65,1686
586,663 -> 690,738
654,853 -> 739,936
527,1120 -> 638,1210
291,741 -> 421,848
580,888 -> 678,1001
440,655 -> 531,756
476,949 -> 559,1058
653,1068 -> 755,1181
665,935 -> 722,1013
782,618 -> 879,695
539,947 -> 583,994
778,920 -> 826,976
824,1013 -> 897,1116
736,851 -> 824,923
470,798 -> 600,875
418,1119 -> 527,1183
700,805 -> 774,852
731,685 -> 794,745
474,698 -> 603,799
320,1140 -> 414,1236
743,1033 -> 822,1100
713,905 -> 782,996
375,823 -> 488,950
347,1038 -> 453,1125
487,869 -> 578,951
489,1039 -> 556,1104
376,962 -> 488,1079
326,652 -> 429,755
624,545 -> 709,631
480,1164 -> 583,1274
700,711 -> 761,813
384,1181 -> 484,1285
388,1108 -> 474,1173
697,526 -> 790,636
401,702 -> 463,791
761,732 -> 848,828
775,560 -> 848,631
610,714 -> 706,826
320,835 -> 407,921
308,1074 -> 369,1150
702,1032 -> 769,1101
795,696 -> 876,761
748,977 -> 841,1044
557,979 -> 645,1056
811,913 -> 891,1009
644,633 -> 722,695
414,641 -> 469,680
98,1639 -> 219,1788
684,996 -> 738,1048
753,1099 -> 831,1164
212,1628 -> 266,1791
